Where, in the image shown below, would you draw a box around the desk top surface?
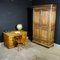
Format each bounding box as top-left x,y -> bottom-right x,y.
3,30 -> 27,36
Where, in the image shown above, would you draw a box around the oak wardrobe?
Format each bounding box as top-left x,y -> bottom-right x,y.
33,4 -> 56,47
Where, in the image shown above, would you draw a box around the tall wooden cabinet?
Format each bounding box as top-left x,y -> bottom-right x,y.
33,4 -> 56,47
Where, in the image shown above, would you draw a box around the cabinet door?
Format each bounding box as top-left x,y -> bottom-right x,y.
33,9 -> 40,42
39,10 -> 49,45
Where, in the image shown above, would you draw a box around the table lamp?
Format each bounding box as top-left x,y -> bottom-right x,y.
16,24 -> 23,31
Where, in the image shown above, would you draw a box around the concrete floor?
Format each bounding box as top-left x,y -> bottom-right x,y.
0,41 -> 60,60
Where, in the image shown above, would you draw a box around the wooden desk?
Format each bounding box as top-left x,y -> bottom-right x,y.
3,31 -> 27,48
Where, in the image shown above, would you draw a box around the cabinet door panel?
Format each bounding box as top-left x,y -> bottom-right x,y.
33,10 -> 40,41
41,30 -> 48,41
39,10 -> 49,42
41,10 -> 49,25
33,10 -> 40,24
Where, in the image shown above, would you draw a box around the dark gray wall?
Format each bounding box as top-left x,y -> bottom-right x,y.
55,4 -> 60,44
32,0 -> 60,44
0,0 -> 31,42
32,0 -> 60,5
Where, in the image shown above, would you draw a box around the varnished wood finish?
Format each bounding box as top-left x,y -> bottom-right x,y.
33,4 -> 56,47
3,31 -> 27,48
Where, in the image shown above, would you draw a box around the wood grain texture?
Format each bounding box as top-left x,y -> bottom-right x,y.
33,4 -> 56,47
3,31 -> 27,48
